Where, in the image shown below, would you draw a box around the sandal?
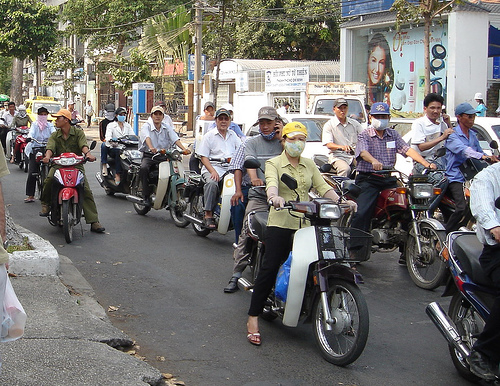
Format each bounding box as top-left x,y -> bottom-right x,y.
247,331 -> 261,346
203,217 -> 217,230
24,197 -> 35,203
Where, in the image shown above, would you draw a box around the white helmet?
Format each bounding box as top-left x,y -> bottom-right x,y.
221,103 -> 234,112
18,104 -> 26,111
474,92 -> 484,100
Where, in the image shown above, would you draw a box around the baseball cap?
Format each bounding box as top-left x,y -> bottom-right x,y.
221,103 -> 234,112
455,102 -> 478,116
51,109 -> 72,120
334,98 -> 348,108
204,101 -> 215,110
474,93 -> 483,100
257,106 -> 278,120
67,100 -> 75,105
151,106 -> 164,115
370,102 -> 390,115
282,122 -> 308,139
215,108 -> 231,118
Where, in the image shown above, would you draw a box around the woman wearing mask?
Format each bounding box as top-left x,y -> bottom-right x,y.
474,92 -> 487,117
102,107 -> 134,185
10,105 -> 32,163
245,122 -> 357,346
367,33 -> 393,106
24,107 -> 56,202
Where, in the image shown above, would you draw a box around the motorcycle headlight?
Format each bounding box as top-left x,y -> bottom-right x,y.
54,157 -> 79,166
319,203 -> 341,219
410,183 -> 434,198
126,150 -> 142,159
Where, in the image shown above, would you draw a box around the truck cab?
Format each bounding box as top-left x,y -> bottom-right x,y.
311,96 -> 368,129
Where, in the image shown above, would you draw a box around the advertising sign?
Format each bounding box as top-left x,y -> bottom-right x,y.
188,54 -> 206,81
364,25 -> 448,114
342,0 -> 395,18
265,67 -> 309,92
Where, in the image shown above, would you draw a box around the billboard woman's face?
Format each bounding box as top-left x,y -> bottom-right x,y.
368,45 -> 386,85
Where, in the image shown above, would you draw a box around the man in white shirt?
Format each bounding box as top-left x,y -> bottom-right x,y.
197,108 -> 241,229
322,98 -> 363,177
411,93 -> 453,172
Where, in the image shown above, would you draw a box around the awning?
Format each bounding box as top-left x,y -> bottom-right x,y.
489,25 -> 500,57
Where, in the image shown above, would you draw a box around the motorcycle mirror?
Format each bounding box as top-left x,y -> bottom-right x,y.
490,140 -> 499,150
281,173 -> 299,201
434,147 -> 446,158
495,196 -> 500,210
243,158 -> 261,169
319,163 -> 332,173
342,180 -> 361,199
89,141 -> 97,151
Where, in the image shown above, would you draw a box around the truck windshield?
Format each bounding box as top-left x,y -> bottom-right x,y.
314,99 -> 366,124
34,103 -> 62,114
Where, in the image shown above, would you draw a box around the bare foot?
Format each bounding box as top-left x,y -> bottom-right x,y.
247,316 -> 259,335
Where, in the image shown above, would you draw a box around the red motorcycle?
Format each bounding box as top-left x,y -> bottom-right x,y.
46,141 -> 96,243
12,126 -> 29,172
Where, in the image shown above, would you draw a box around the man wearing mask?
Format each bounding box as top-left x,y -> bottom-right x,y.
224,107 -> 283,293
350,102 -> 435,240
99,103 -> 116,176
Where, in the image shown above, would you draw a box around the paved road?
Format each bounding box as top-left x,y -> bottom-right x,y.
3,155 -> 472,386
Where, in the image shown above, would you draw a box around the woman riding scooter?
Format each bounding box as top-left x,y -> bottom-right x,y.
10,104 -> 32,164
102,107 -> 134,185
245,122 -> 357,346
24,107 -> 56,202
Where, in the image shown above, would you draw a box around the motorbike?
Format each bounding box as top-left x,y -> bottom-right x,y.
27,137 -> 49,200
125,149 -> 190,228
238,173 -> 372,366
338,167 -> 447,290
182,158 -> 235,237
12,126 -> 29,172
95,135 -> 140,196
45,141 -> 97,243
426,230 -> 498,382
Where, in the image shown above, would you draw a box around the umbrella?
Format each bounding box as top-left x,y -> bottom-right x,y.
0,95 -> 9,102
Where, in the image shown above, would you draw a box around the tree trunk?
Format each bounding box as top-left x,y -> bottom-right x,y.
5,208 -> 24,247
10,58 -> 24,105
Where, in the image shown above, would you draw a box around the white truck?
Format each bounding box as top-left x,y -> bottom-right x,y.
307,82 -> 368,129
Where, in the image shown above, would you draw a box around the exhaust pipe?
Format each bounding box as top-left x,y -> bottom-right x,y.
126,195 -> 144,204
183,214 -> 204,226
238,277 -> 254,292
426,302 -> 470,359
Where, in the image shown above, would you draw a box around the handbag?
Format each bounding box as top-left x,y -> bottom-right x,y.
1,278 -> 27,342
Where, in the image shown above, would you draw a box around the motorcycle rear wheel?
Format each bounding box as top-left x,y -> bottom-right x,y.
312,279 -> 369,366
132,182 -> 151,216
62,200 -> 75,244
406,222 -> 447,290
189,192 -> 210,237
448,293 -> 482,382
169,186 -> 189,228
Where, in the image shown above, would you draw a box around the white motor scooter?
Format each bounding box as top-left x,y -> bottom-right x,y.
239,173 -> 371,366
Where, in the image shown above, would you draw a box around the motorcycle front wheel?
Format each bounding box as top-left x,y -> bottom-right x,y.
448,293 -> 483,382
406,222 -> 447,290
312,280 -> 369,366
62,200 -> 75,243
189,192 -> 210,237
169,186 -> 189,228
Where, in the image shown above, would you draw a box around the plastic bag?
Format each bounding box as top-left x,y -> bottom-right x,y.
1,278 -> 27,342
275,253 -> 292,302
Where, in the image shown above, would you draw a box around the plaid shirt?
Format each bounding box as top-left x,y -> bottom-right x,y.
229,142 -> 251,186
355,127 -> 409,173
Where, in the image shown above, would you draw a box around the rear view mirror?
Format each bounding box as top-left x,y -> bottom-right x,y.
243,158 -> 261,169
281,173 -> 298,191
490,140 -> 498,150
435,147 -> 446,158
319,164 -> 332,173
89,141 -> 97,151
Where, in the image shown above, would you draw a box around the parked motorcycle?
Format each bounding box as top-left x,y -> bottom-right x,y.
45,141 -> 97,243
426,230 -> 498,382
95,135 -> 140,196
338,167 -> 447,290
126,149 -> 189,228
12,126 -> 29,172
182,158 -> 235,237
238,173 -> 372,366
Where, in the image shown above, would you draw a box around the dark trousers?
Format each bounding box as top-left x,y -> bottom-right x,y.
474,243 -> 500,363
0,126 -> 7,155
139,154 -> 156,199
86,115 -> 91,127
25,153 -> 39,196
350,173 -> 397,232
445,182 -> 470,233
248,226 -> 295,316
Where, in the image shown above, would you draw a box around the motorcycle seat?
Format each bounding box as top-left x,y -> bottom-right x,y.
248,211 -> 269,242
453,234 -> 495,287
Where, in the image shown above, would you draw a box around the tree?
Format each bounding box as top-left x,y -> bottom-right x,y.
0,0 -> 58,102
62,0 -> 184,55
0,55 -> 12,95
391,0 -> 461,95
43,46 -> 81,100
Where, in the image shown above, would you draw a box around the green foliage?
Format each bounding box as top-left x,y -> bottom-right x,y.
0,56 -> 12,94
43,46 -> 82,96
391,0 -> 459,29
62,0 -> 184,55
0,0 -> 58,60
98,50 -> 152,95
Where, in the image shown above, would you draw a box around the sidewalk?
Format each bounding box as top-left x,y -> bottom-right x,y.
1,226 -> 181,386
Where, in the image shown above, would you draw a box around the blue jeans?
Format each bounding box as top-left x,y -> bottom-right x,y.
230,185 -> 249,243
101,145 -> 122,174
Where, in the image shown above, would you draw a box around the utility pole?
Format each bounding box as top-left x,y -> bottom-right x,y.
193,1 -> 203,130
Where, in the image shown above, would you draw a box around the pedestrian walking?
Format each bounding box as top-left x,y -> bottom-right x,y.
84,100 -> 94,128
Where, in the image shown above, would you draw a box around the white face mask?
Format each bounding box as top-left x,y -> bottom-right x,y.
371,117 -> 390,130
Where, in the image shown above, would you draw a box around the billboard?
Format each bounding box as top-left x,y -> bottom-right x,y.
364,25 -> 448,114
341,0 -> 395,18
264,67 -> 310,92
